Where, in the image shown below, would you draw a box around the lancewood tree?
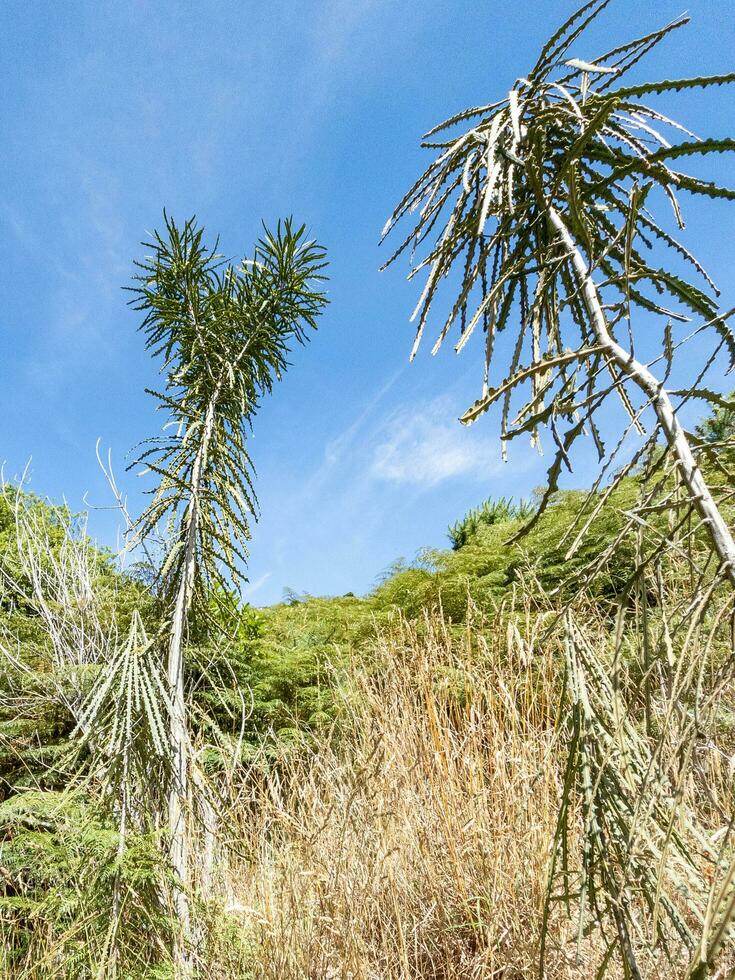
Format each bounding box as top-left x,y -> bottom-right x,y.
383,4 -> 735,975
382,0 -> 735,587
129,214 -> 327,967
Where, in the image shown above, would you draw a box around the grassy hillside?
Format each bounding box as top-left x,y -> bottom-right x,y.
1,463 -> 734,977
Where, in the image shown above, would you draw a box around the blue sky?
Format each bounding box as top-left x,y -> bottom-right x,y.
2,0 -> 735,605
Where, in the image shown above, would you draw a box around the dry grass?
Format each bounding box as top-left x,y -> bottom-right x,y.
198,586 -> 735,979
4,569 -> 734,977
206,609 -> 608,979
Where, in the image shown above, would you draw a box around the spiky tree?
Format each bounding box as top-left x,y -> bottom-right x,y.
382,0 -> 735,586
383,4 -> 735,974
129,214 -> 327,970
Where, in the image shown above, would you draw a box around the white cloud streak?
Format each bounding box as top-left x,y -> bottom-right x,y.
243,571 -> 272,600
370,397 -> 504,487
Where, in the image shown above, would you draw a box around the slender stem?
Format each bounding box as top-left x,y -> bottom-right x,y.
166,326 -> 256,971
548,205 -> 735,589
165,304 -> 280,972
167,391 -> 218,975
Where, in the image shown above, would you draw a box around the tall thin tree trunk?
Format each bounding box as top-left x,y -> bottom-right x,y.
167,393 -> 218,976
548,205 -> 735,588
167,518 -> 196,975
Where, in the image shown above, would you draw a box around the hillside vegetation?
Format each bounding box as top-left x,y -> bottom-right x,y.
1,438 -> 735,976
6,0 -> 735,974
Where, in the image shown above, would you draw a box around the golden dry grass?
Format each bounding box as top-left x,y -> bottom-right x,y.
209,610 -> 606,979
201,589 -> 735,979
5,596 -> 733,978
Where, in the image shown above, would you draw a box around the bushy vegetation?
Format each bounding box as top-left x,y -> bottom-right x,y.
2,440 -> 734,977
0,480 -> 633,794
3,4 -> 735,976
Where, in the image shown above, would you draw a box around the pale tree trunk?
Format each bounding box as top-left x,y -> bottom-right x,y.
548,205 -> 735,588
166,335 -> 256,972
167,393 -> 218,976
167,516 -> 196,975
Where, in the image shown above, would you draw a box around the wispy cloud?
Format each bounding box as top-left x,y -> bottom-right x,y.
323,370 -> 402,467
370,397 -> 504,487
243,571 -> 272,600
243,383 -> 541,603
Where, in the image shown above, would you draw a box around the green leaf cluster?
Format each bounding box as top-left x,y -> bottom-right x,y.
129,214 -> 328,599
